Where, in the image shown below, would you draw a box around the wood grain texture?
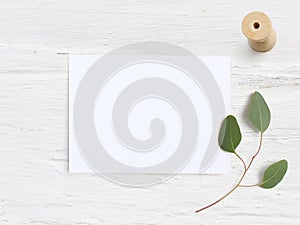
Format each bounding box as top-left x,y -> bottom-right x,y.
0,0 -> 299,224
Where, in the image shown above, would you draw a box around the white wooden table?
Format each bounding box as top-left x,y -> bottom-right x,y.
0,1 -> 299,224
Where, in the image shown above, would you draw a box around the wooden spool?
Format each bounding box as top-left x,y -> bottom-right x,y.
241,11 -> 277,52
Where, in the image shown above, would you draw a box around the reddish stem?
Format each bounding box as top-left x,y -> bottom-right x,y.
195,132 -> 263,213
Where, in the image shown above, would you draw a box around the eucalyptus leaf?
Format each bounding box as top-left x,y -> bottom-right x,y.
248,91 -> 271,133
218,115 -> 242,153
260,160 -> 288,189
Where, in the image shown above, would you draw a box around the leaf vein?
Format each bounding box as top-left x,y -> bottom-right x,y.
261,163 -> 286,186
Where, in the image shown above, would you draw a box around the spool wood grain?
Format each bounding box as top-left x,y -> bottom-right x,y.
242,11 -> 277,52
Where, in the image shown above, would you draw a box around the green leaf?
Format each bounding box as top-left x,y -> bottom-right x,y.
248,91 -> 271,133
260,160 -> 288,189
218,115 -> 242,153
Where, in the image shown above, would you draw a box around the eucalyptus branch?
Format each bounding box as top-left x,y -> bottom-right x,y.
234,152 -> 247,171
239,183 -> 260,187
246,132 -> 263,171
195,161 -> 247,213
195,132 -> 262,213
195,92 -> 288,213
